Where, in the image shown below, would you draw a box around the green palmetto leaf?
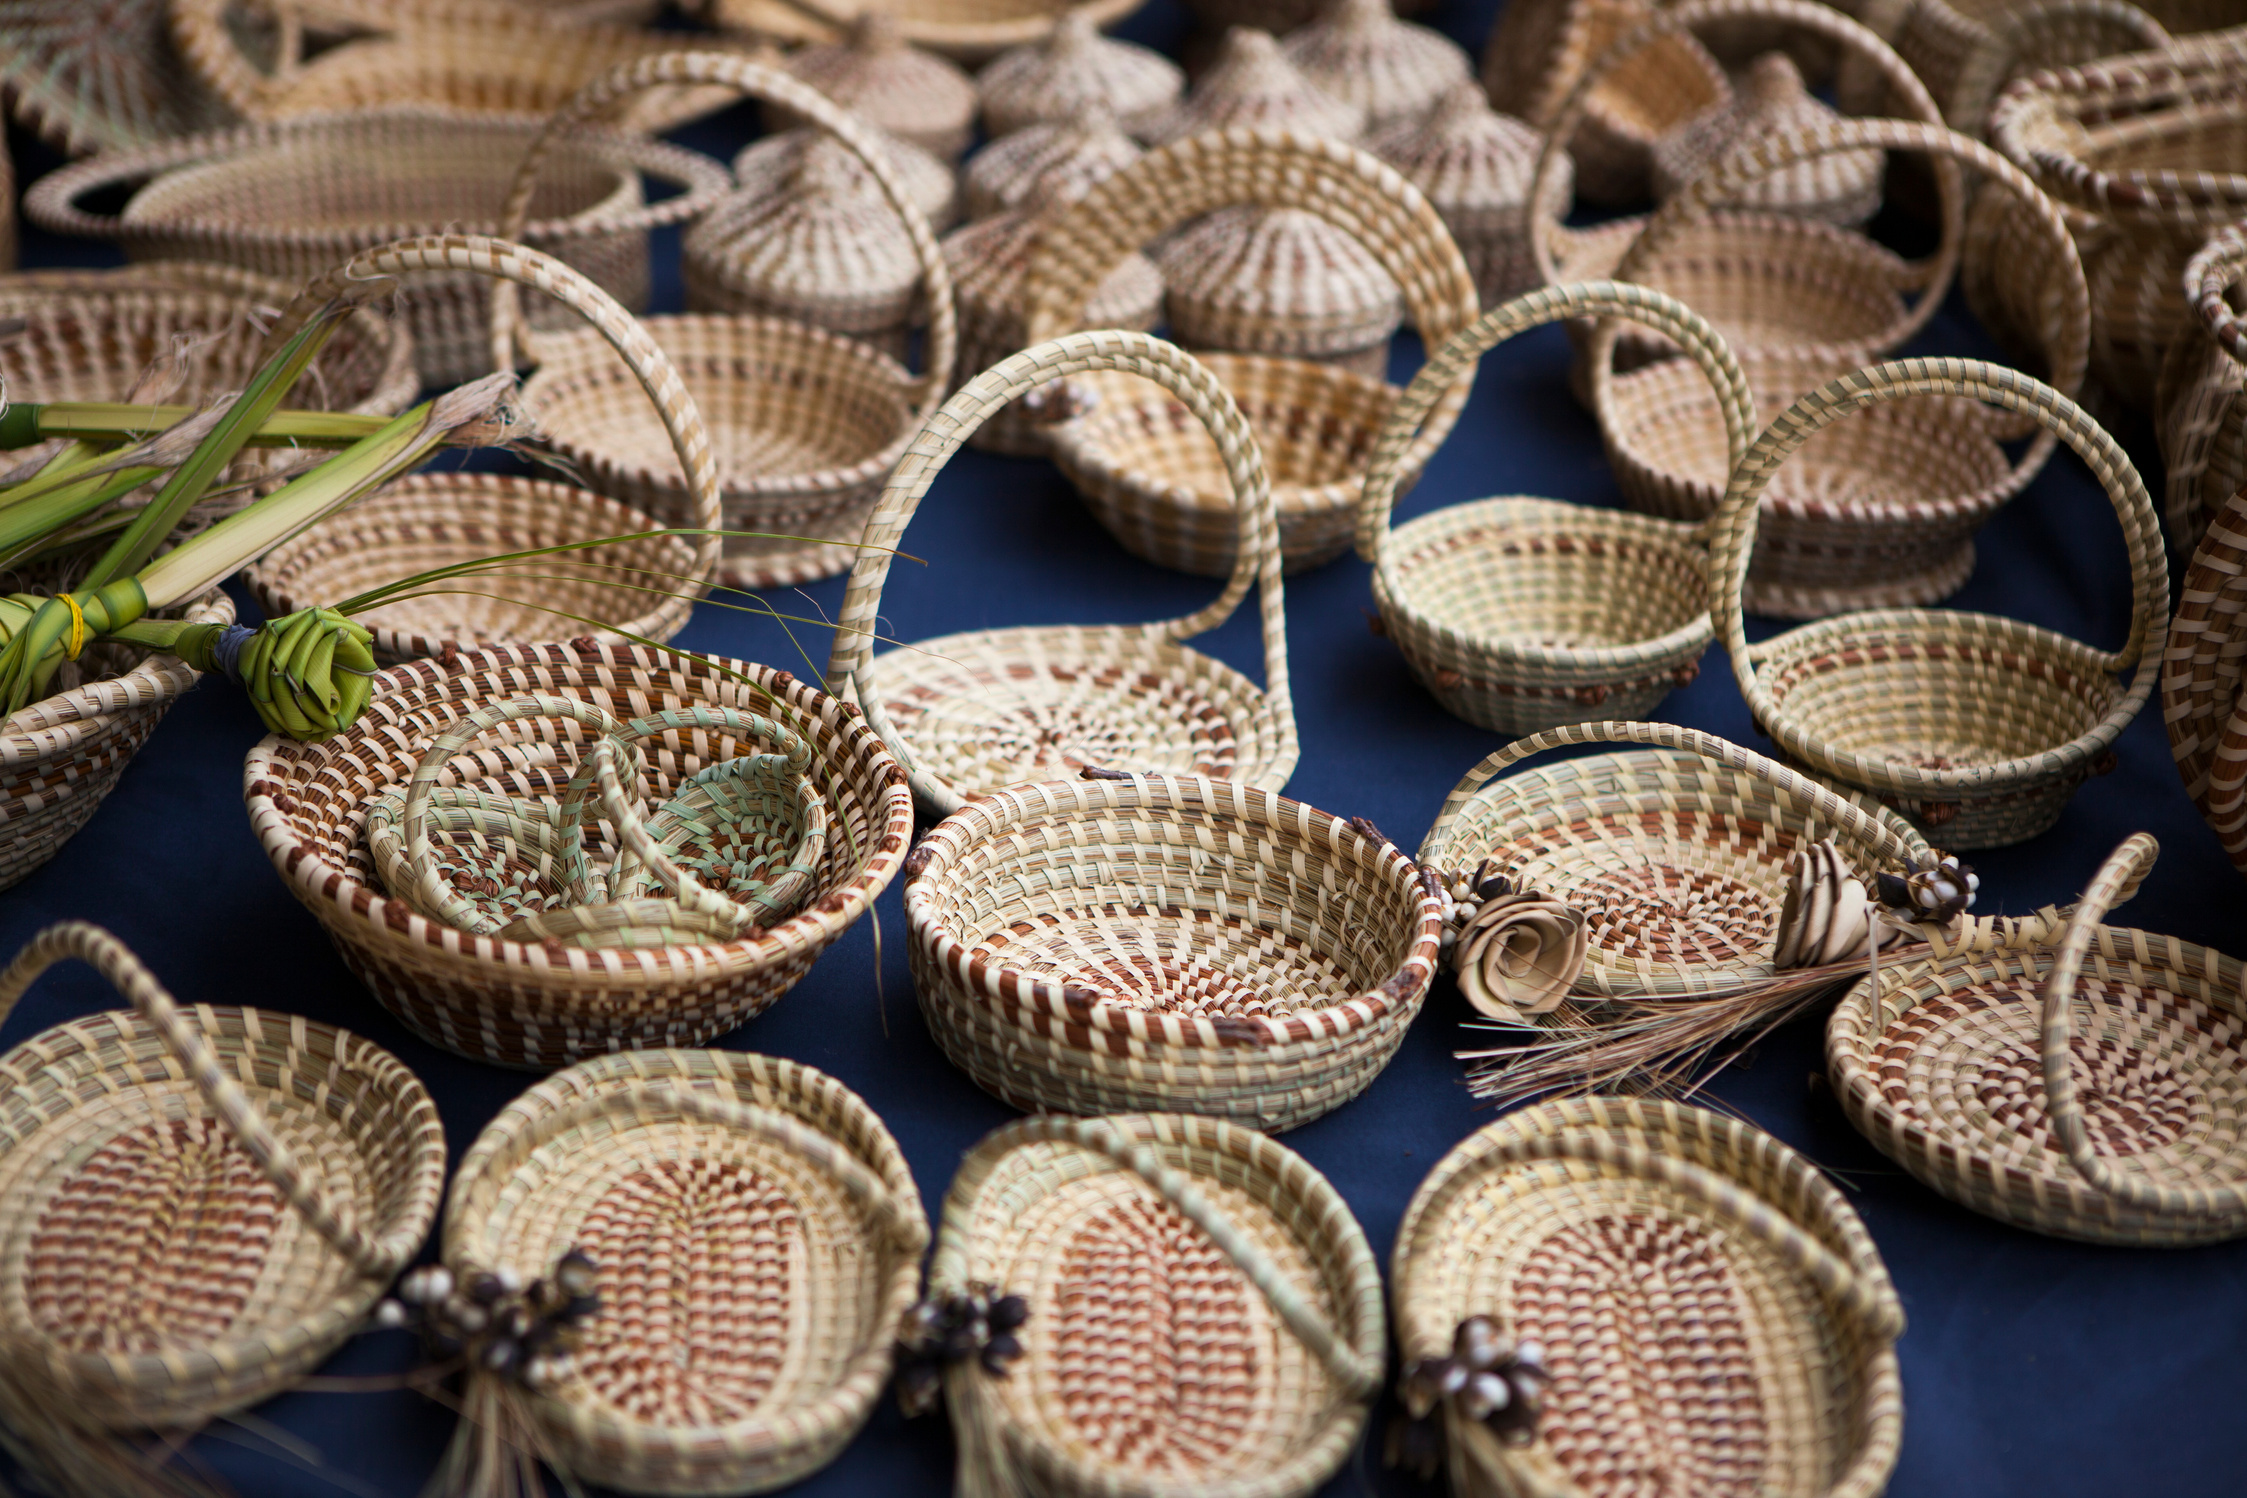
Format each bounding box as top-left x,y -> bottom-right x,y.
0,402 -> 417,452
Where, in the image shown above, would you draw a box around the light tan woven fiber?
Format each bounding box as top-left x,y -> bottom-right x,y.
975,8 -> 1183,138
961,110 -> 1142,221
1390,1095 -> 1905,1498
925,1113 -> 1384,1497
708,0 -> 1140,61
1279,0 -> 1469,136
1650,51 -> 1885,227
1368,81 -> 1563,309
2161,483 -> 2247,877
779,12 -> 978,158
0,0 -> 226,155
2157,219 -> 2247,548
1142,26 -> 1367,145
1154,204 -> 1405,378
733,125 -> 960,233
1943,0 -> 2176,140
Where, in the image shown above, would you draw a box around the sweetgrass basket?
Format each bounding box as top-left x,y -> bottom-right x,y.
732,125 -> 960,234
0,0 -> 224,155
1367,81 -> 1562,310
437,1049 -> 927,1492
1024,127 -> 1481,577
1355,281 -> 1751,735
923,1112 -> 1384,1498
1155,204 -> 1403,379
2162,483 -> 2247,878
708,0 -> 1138,62
0,922 -> 444,1480
244,640 -> 915,1068
1142,27 -> 1367,148
2157,219 -> 2247,548
974,8 -> 1183,138
494,51 -> 957,590
829,331 -> 1297,819
1279,0 -> 1470,138
1711,359 -> 2167,849
1830,831 -> 2247,1244
1650,50 -> 1882,227
960,111 -> 1141,222
1390,1095 -> 1905,1498
902,769 -> 1443,1130
1943,0 -> 2177,141
776,12 -> 978,158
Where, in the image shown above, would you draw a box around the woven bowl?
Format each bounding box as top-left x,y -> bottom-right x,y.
0,923 -> 444,1442
903,770 -> 1443,1130
925,1112 -> 1384,1498
1830,831 -> 2247,1244
244,641 -> 915,1069
1390,1094 -> 1904,1498
2157,219 -> 2247,549
441,1049 -> 927,1492
2161,484 -> 2247,878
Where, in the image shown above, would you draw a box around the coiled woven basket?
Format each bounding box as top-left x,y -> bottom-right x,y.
903,770 -> 1444,1130
923,1112 -> 1385,1498
244,640 -> 915,1068
2157,219 -> 2247,550
1390,1094 -> 1905,1498
2161,483 -> 2247,878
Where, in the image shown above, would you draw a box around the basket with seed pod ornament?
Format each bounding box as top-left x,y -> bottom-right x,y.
1387,1095 -> 1904,1498
2163,482 -> 2247,877
1830,830 -> 2247,1244
402,1048 -> 926,1494
961,107 -> 1142,221
907,1112 -> 1384,1498
777,13 -> 978,158
1143,26 -> 1367,146
0,922 -> 445,1498
1369,81 -> 1562,309
1025,127 -> 1481,576
2156,219 -> 2247,549
975,7 -> 1183,139
1279,0 -> 1471,137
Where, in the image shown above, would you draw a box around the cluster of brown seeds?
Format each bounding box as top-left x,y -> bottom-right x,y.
1387,1315 -> 1550,1477
895,1285 -> 1031,1416
373,1250 -> 601,1391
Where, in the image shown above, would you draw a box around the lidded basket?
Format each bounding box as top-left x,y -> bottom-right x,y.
961,108 -> 1143,220
1370,81 -> 1561,307
1143,26 -> 1366,145
782,12 -> 978,158
1280,0 -> 1470,136
1156,205 -> 1404,378
2162,482 -> 2247,877
975,6 -> 1184,138
733,124 -> 960,232
1651,49 -> 1884,226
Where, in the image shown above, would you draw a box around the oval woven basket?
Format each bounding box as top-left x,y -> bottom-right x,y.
1830,831 -> 2247,1244
2157,219 -> 2247,549
974,7 -> 1183,137
1418,719 -> 1930,1002
495,51 -> 957,590
922,1112 -> 1384,1498
902,770 -> 1443,1130
1356,281 -> 1750,735
1390,1094 -> 1905,1498
708,0 -> 1140,62
829,330 -> 1297,819
0,922 -> 444,1474
1711,359 -> 2167,849
244,639 -> 915,1068
1025,127 -> 1481,577
2162,483 -> 2247,878
435,1049 -> 927,1493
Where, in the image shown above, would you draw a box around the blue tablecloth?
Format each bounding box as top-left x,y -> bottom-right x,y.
4,2 -> 2243,1492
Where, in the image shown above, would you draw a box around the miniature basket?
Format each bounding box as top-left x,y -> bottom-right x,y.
2157,219 -> 2247,548
1390,1095 -> 1904,1498
1279,0 -> 1470,137
2162,484 -> 2247,877
1711,358 -> 2167,849
975,7 -> 1183,139
438,1049 -> 926,1492
1141,26 -> 1366,146
961,111 -> 1142,221
0,922 -> 443,1469
495,51 -> 957,589
0,0 -> 222,154
902,770 -> 1443,1129
1418,719 -> 1929,1001
708,0 -> 1139,61
23,109 -> 727,386
1943,0 -> 2176,140
1356,282 -> 1752,735
778,13 -> 977,159
1651,51 -> 1883,227
1369,81 -> 1561,309
245,638 -> 915,1068
1830,831 -> 2247,1244
1025,127 -> 1481,576
1155,205 -> 1404,380
922,1113 -> 1384,1498
733,125 -> 960,234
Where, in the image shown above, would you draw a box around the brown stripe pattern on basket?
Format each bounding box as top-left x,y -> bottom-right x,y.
2157,220 -> 2247,549
2161,484 -> 2247,877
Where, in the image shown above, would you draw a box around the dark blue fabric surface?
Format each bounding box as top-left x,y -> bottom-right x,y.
4,1 -> 2246,1492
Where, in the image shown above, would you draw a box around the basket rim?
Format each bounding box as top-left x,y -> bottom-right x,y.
0,589 -> 232,763
1990,34 -> 2247,215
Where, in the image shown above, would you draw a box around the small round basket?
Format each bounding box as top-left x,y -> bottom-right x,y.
1357,281 -> 1750,735
1279,0 -> 1470,138
1710,359 -> 2167,849
778,13 -> 977,159
1155,204 -> 1403,379
1829,831 -> 2247,1244
1389,1094 -> 1904,1498
2161,484 -> 2247,878
1368,81 -> 1561,309
2157,219 -> 2247,549
920,1112 -> 1384,1498
961,110 -> 1142,222
1026,127 -> 1481,577
1650,51 -> 1883,226
435,1049 -> 927,1493
732,125 -> 960,233
0,922 -> 444,1478
902,770 -> 1443,1130
244,640 -> 915,1068
974,8 -> 1183,138
1142,26 -> 1367,146
708,0 -> 1140,62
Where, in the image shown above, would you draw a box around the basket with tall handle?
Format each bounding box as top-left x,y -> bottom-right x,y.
2160,483 -> 2247,878
2157,220 -> 2247,550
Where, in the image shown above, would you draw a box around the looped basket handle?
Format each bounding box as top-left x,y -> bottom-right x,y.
1710,358 -> 2168,801
933,1115 -> 1383,1398
1355,281 -> 1756,565
1418,719 -> 1929,876
2188,223 -> 2247,367
254,231 -> 723,589
486,48 -> 957,420
1946,0 -> 2172,139
0,922 -> 415,1281
2162,224 -> 2247,538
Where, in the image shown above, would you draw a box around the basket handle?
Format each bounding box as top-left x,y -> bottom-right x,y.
1417,719 -> 1928,876
486,48 -> 956,419
1355,281 -> 1755,565
2165,226 -> 2247,538
1947,0 -> 2172,138
0,922 -> 418,1281
2189,222 -> 2247,366
1709,359 -> 2167,800
166,0 -> 301,120
932,1115 -> 1382,1397
254,231 -> 723,589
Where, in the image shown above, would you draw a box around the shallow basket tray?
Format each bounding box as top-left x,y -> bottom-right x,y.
244,640 -> 915,1069
902,769 -> 1442,1131
2157,219 -> 2247,550
440,1048 -> 927,1493
1389,1094 -> 1904,1498
0,923 -> 443,1450
924,1112 -> 1384,1498
2162,484 -> 2247,877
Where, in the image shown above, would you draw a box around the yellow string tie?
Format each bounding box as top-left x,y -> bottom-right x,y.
58,594 -> 87,661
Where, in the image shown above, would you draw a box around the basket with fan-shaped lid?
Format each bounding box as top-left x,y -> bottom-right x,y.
975,6 -> 1182,138
1652,50 -> 1883,226
733,125 -> 959,233
1830,831 -> 2247,1244
777,12 -> 976,158
1357,282 -> 1750,735
1594,116 -> 2090,619
1389,1094 -> 1904,1498
1279,0 -> 1469,136
426,1048 -> 926,1494
2161,484 -> 2247,878
962,109 -> 1141,220
1944,0 -> 2177,141
0,922 -> 444,1487
1370,81 -> 1560,308
1711,359 -> 2167,849
1143,26 -> 1366,146
914,1112 -> 1383,1497
2157,218 -> 2247,548
1155,204 -> 1404,379
492,50 -> 957,590
1025,127 -> 1481,576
